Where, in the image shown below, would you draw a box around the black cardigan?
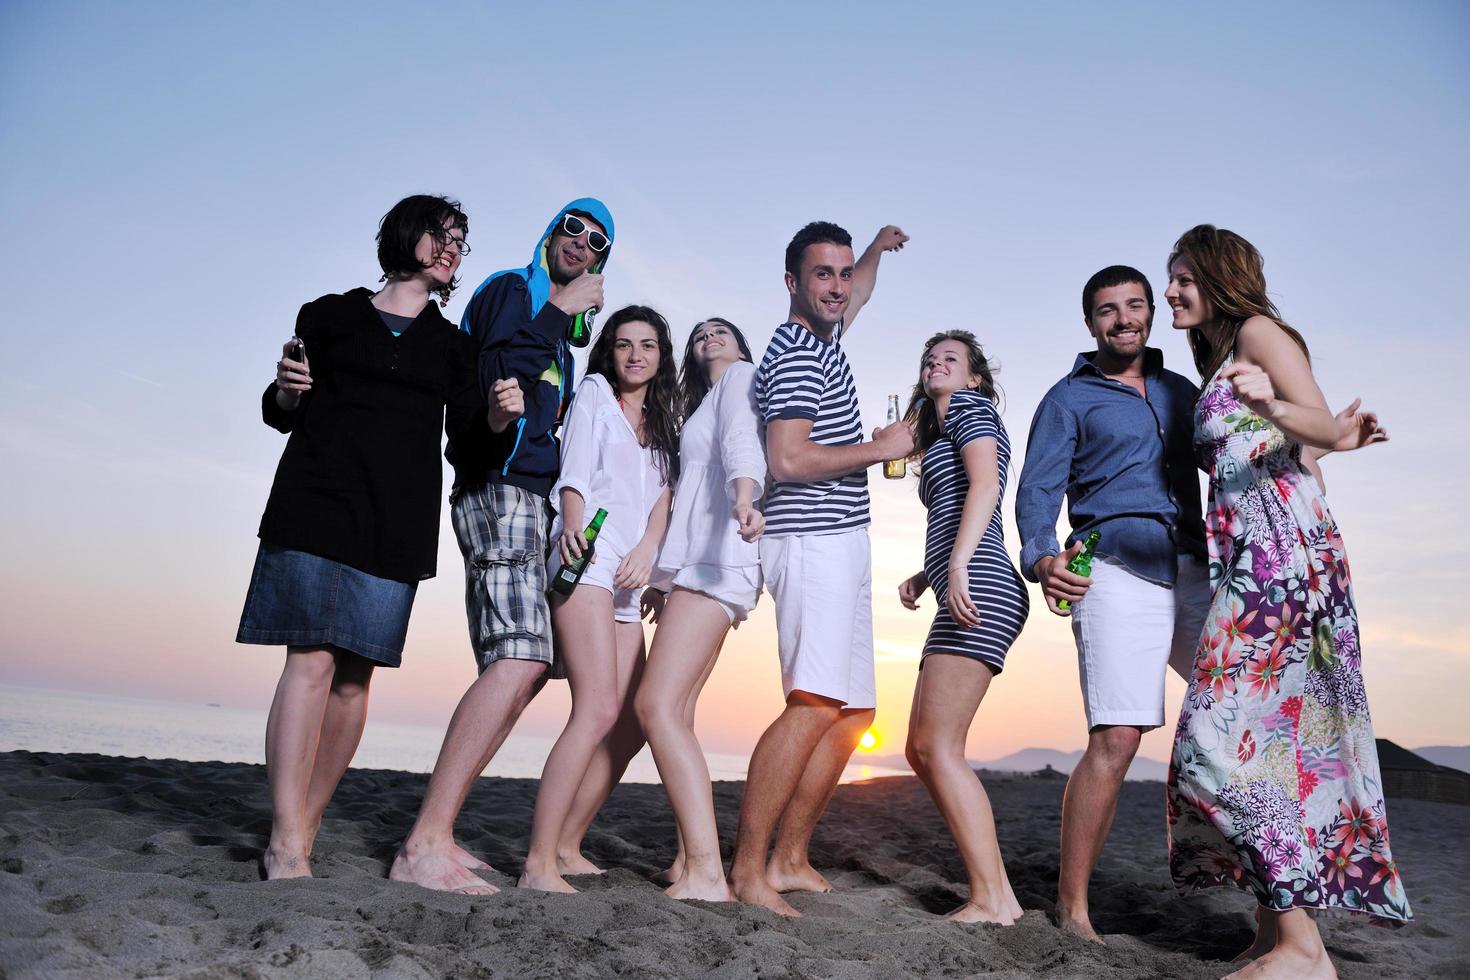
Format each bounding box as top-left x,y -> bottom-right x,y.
256,288 -> 480,583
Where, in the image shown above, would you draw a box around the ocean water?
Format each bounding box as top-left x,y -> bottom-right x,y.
0,685 -> 903,784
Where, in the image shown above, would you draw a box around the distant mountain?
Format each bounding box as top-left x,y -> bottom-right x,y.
865,747 -> 1168,782
1414,746 -> 1470,775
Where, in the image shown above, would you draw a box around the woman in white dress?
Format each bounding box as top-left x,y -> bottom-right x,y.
634,317 -> 766,901
518,306 -> 679,893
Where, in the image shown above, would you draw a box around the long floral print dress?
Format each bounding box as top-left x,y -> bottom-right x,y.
1166,355 -> 1411,925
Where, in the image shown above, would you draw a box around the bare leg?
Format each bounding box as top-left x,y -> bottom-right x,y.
1233,906 -> 1278,962
519,587 -> 622,892
389,657 -> 547,894
652,624 -> 721,885
1225,908 -> 1336,979
303,651 -> 375,855
636,590 -> 734,901
1056,724 -> 1142,943
905,655 -> 1020,924
556,620 -> 648,874
728,693 -> 843,916
766,705 -> 874,894
263,646 -> 336,879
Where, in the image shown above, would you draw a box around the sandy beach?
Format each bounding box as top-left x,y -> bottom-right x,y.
1,749 -> 1462,979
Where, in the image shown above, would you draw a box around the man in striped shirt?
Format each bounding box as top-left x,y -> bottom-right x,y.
730,220 -> 913,916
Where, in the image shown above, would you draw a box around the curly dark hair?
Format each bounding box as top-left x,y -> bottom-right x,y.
587,305 -> 681,483
678,317 -> 755,419
903,330 -> 1001,471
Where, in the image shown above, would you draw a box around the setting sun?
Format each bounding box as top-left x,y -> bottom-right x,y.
858,729 -> 879,751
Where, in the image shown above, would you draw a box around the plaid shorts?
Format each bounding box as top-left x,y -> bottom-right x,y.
451,482 -> 556,673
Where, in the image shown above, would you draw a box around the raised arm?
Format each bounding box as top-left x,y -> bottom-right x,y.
842,225 -> 909,333
1223,316 -> 1337,449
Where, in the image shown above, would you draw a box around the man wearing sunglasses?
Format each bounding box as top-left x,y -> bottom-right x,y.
391,199 -> 615,896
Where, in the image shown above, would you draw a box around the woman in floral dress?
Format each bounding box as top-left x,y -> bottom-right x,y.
1164,224 -> 1409,980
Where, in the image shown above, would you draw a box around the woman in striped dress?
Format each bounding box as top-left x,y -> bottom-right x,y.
897,330 -> 1030,923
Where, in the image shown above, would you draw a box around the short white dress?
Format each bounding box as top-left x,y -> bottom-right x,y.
655,360 -> 766,623
548,374 -> 670,622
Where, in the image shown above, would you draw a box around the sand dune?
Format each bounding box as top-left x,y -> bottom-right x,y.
1,750 -> 1461,978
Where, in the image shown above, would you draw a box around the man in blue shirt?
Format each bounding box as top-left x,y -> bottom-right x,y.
1015,265 -> 1212,943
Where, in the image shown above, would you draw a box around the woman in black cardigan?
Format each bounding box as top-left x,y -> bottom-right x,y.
237,195 -> 481,879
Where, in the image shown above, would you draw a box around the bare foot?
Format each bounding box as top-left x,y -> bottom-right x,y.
450,842 -> 493,872
518,867 -> 578,893
1055,906 -> 1104,945
651,858 -> 685,885
765,859 -> 832,894
730,875 -> 801,917
1231,909 -> 1275,963
389,843 -> 498,896
945,901 -> 1020,926
557,852 -> 605,876
666,871 -> 734,902
262,847 -> 312,880
1225,945 -> 1336,979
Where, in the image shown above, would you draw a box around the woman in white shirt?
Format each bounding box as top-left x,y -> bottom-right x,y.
518,306 -> 679,893
633,317 -> 766,902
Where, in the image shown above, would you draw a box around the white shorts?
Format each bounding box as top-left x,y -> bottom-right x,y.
668,562 -> 761,625
760,528 -> 876,710
546,549 -> 644,623
1070,554 -> 1211,730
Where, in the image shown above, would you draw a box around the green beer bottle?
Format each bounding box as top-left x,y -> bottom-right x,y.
569,306 -> 598,348
1056,529 -> 1100,611
550,508 -> 608,596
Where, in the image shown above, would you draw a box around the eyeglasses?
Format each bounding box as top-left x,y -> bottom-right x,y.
438,233 -> 470,256
560,213 -> 609,253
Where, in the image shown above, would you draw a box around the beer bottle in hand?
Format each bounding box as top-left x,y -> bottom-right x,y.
551,508 -> 608,596
883,394 -> 906,480
1056,529 -> 1101,611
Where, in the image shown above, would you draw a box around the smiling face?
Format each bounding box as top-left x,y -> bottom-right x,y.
611,320 -> 660,393
786,241 -> 854,333
1165,258 -> 1213,331
921,339 -> 981,398
690,319 -> 742,374
547,213 -> 606,284
1086,281 -> 1153,360
414,219 -> 465,288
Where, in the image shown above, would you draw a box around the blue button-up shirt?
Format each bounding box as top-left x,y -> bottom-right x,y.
1015,348 -> 1206,587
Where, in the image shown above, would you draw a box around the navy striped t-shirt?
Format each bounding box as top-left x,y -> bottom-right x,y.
756,321 -> 869,536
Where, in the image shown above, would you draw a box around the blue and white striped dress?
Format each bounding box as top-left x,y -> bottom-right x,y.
918,389 -> 1029,673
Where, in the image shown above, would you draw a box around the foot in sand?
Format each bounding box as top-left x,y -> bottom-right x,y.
1231,909 -> 1276,963
557,851 -> 605,876
651,858 -> 684,885
765,858 -> 832,894
945,901 -> 1020,926
1225,946 -> 1337,979
449,841 -> 492,871
518,864 -> 578,894
262,847 -> 312,880
389,843 -> 498,896
1054,904 -> 1104,945
666,871 -> 733,903
731,874 -> 801,916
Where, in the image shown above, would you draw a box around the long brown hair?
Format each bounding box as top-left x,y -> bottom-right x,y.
678,317 -> 755,419
903,330 -> 1000,467
587,305 -> 681,483
1169,224 -> 1310,380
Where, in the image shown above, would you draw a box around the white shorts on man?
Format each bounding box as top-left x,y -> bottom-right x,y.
1069,553 -> 1211,729
761,528 -> 876,710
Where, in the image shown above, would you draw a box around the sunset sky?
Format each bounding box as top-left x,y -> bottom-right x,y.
2,1 -> 1467,768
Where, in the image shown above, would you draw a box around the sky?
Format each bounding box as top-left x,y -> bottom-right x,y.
2,1 -> 1467,768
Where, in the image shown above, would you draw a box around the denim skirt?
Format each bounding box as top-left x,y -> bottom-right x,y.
236,542 -> 417,667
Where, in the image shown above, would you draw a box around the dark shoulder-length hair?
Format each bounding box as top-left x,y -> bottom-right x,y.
376,194 -> 468,305
1169,224 -> 1310,381
903,330 -> 1001,467
587,305 -> 681,483
679,317 -> 754,419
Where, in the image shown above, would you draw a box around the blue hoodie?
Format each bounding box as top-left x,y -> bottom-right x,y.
446,199 -> 615,498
